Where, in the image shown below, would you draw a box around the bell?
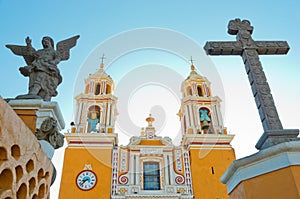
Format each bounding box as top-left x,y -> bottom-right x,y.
201,120 -> 210,134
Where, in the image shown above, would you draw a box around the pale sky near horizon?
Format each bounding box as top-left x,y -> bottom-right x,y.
1,1 -> 300,198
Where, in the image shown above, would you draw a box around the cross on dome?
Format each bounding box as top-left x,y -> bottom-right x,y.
189,56 -> 195,65
100,53 -> 106,69
189,56 -> 197,74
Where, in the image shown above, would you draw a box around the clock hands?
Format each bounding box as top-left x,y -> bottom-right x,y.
79,178 -> 89,187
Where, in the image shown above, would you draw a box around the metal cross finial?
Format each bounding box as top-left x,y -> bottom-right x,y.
101,54 -> 106,64
100,54 -> 106,69
189,56 -> 195,65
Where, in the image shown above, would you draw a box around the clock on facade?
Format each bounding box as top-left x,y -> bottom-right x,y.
76,170 -> 97,191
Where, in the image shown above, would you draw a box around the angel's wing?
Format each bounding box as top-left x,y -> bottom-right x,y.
6,45 -> 36,65
56,35 -> 80,61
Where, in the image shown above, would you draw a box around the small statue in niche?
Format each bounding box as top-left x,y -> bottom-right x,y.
6,35 -> 80,101
35,117 -> 65,149
87,110 -> 100,133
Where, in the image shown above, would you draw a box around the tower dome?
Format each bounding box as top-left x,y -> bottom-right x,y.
83,60 -> 114,96
181,64 -> 211,98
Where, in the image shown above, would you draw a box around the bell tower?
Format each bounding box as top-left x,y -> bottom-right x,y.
74,56 -> 117,134
178,63 -> 236,199
178,64 -> 225,135
59,57 -> 118,198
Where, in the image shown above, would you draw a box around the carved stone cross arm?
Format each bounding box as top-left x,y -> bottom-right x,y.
204,42 -> 243,55
204,18 -> 290,55
255,41 -> 289,55
204,40 -> 289,55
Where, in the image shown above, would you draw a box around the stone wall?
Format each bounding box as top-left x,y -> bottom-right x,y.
0,97 -> 53,199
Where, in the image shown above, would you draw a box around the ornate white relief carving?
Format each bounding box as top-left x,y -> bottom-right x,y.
84,164 -> 92,170
111,149 -> 119,196
183,151 -> 193,194
120,149 -> 128,173
119,175 -> 129,185
140,148 -> 163,155
175,175 -> 185,184
174,149 -> 183,172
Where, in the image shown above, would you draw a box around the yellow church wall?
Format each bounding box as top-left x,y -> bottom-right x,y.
59,147 -> 113,199
292,165 -> 300,194
229,165 -> 300,199
189,147 -> 236,199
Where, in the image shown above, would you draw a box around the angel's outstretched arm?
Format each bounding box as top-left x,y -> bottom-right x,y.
25,37 -> 36,57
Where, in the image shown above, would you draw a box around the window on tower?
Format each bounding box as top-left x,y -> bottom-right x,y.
143,162 -> 160,190
106,84 -> 111,94
186,86 -> 192,96
197,86 -> 203,96
95,83 -> 100,95
85,84 -> 90,94
207,87 -> 211,97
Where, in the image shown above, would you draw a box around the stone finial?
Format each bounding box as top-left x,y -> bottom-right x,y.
146,114 -> 155,127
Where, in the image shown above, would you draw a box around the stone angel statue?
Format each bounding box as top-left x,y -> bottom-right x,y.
6,35 -> 80,101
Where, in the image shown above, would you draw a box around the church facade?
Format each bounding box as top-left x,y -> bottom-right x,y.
1,18 -> 299,199
59,61 -> 235,198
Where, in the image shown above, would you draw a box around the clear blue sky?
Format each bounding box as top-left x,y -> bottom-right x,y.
1,1 -> 300,198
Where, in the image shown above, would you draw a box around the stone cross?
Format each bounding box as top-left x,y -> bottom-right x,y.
204,18 -> 299,149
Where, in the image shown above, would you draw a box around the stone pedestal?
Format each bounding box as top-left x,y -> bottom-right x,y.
7,99 -> 65,132
221,140 -> 300,199
256,129 -> 299,150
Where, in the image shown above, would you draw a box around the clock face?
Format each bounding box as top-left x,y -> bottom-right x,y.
76,170 -> 97,191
